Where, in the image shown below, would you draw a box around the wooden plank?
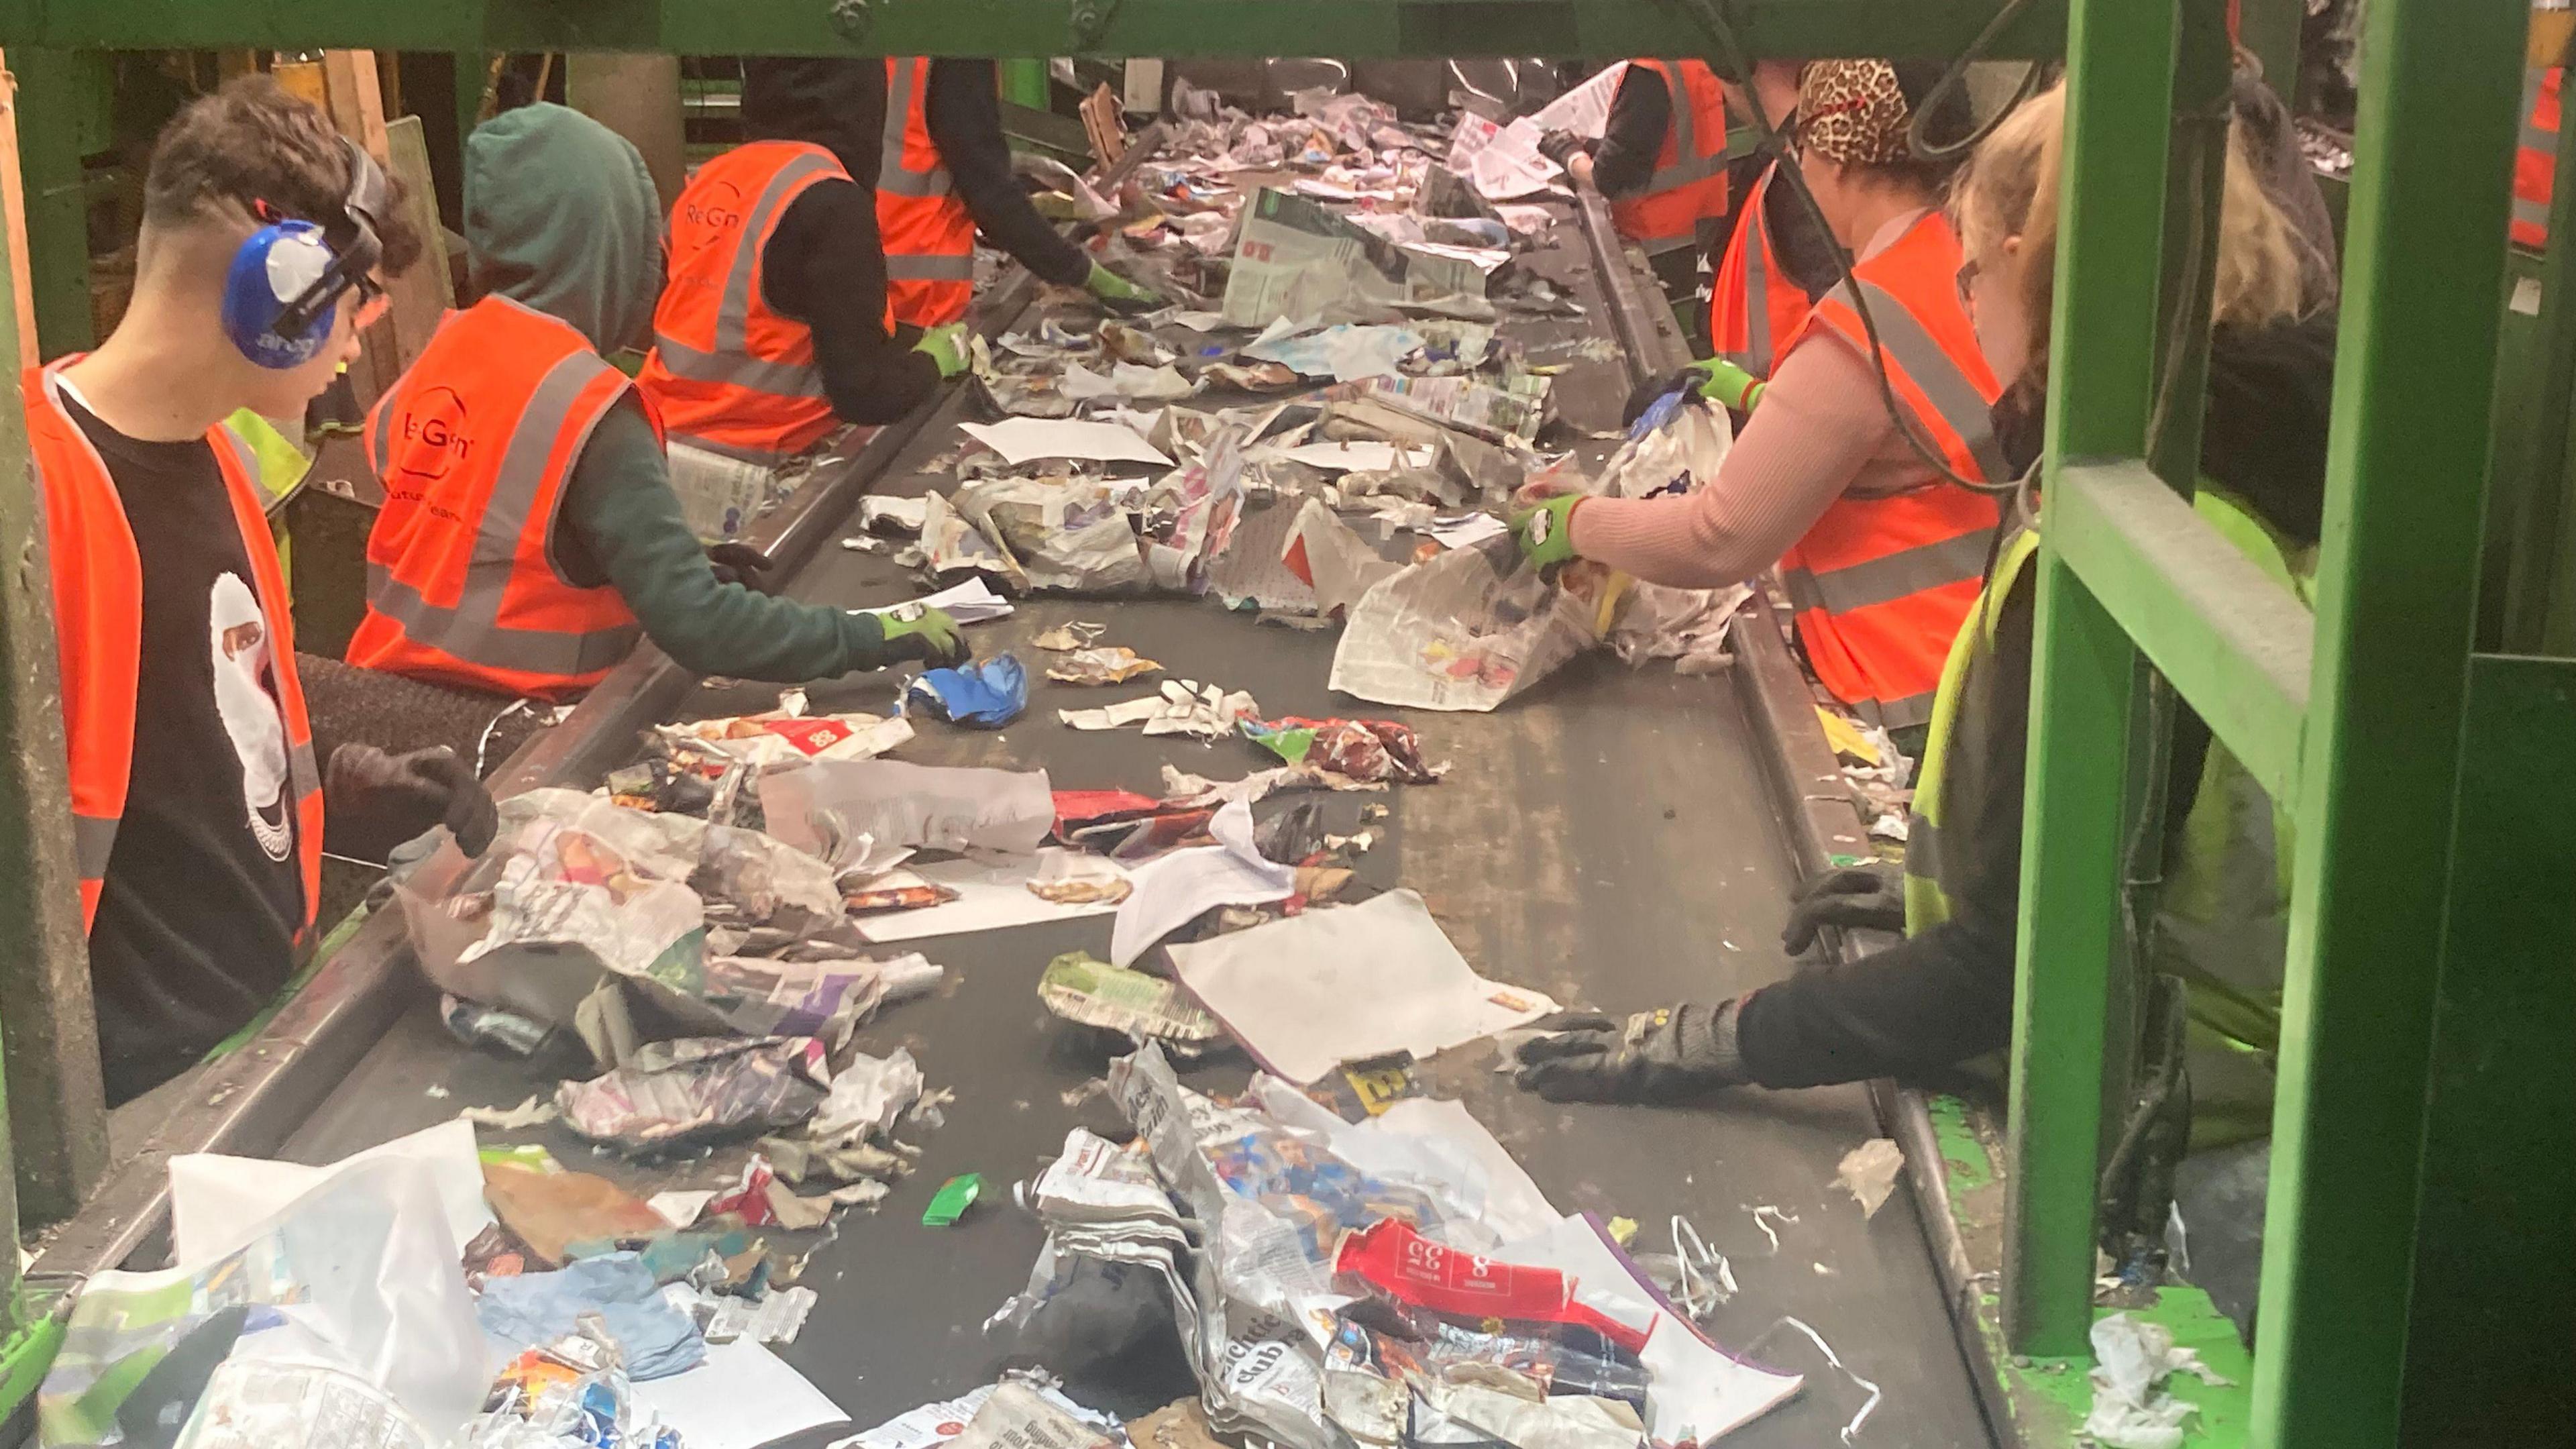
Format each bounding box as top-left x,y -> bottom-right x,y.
1079,83 -> 1126,169
317,51 -> 398,402
0,50 -> 42,368
378,114 -> 451,374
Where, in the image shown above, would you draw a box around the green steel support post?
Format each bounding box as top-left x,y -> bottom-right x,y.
2396,656 -> 2576,1443
2002,0 -> 2177,1359
1001,59 -> 1051,111
2502,41 -> 2576,653
2251,0 -> 2522,1442
0,122 -> 105,1226
11,49 -> 92,360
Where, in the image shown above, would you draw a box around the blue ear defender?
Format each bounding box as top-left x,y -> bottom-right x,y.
219,137 -> 392,370
223,220 -> 339,370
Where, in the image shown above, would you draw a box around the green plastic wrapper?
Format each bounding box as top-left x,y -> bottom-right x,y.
922,1173 -> 983,1227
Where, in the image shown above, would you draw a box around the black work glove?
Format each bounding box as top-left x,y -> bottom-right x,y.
705,541 -> 777,592
1537,129 -> 1589,168
1512,1004 -> 1747,1103
1779,862 -> 1907,955
325,744 -> 499,863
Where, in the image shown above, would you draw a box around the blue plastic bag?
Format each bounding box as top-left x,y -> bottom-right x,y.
907,652 -> 1028,727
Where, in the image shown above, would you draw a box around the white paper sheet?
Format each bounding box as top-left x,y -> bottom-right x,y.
1501,1214 -> 1806,1446
168,1120 -> 492,1271
1429,513 -> 1511,550
1167,890 -> 1558,1081
1528,61 -> 1629,140
857,577 -> 1016,625
1275,441 -> 1434,474
959,418 -> 1174,468
632,1340 -> 849,1449
1108,799 -> 1296,965
855,851 -> 1129,943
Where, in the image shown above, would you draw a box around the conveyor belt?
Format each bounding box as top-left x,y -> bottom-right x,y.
45,136 -> 1996,1448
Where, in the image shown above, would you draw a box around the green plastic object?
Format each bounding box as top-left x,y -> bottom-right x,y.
0,1299 -> 72,1424
922,1173 -> 983,1227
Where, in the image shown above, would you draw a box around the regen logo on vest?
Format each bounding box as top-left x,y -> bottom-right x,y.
396,386 -> 472,479
680,180 -> 747,238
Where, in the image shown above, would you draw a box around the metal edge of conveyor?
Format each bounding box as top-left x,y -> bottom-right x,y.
1572,190 -> 2011,1445
28,127 -> 1173,1285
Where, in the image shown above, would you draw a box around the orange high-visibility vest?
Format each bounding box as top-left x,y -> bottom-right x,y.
2515,66 -> 2561,250
1774,211 -> 2007,730
23,360 -> 323,934
1607,60 -> 1733,259
877,58 -> 979,328
1709,162 -> 1816,377
351,296 -> 649,702
637,140 -> 861,460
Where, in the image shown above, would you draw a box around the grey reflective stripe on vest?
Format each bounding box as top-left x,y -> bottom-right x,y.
879,58 -> 953,199
1646,68 -> 1725,195
645,334 -> 830,398
885,252 -> 977,280
1864,686 -> 1937,731
288,737 -> 319,814
1725,172 -> 1778,374
368,396 -> 396,473
1778,528 -> 1999,616
73,812 -> 118,882
1843,278 -> 2008,483
706,148 -> 835,363
368,352 -> 643,676
2523,68 -> 2557,235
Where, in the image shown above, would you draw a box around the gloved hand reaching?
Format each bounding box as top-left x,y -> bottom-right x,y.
1509,492 -> 1584,568
704,541 -> 776,592
913,322 -> 970,379
1536,129 -> 1590,168
1621,358 -> 1766,427
324,744 -> 498,863
1511,1004 -> 1749,1103
873,602 -> 970,668
1085,262 -> 1165,310
1778,861 -> 1907,955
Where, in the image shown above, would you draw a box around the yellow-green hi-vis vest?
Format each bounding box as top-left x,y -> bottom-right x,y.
1899,490 -> 2307,1151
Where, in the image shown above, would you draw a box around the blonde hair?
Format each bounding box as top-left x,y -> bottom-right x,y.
1951,81 -> 2306,392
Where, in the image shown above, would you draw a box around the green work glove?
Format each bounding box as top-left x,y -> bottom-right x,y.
1085,262 -> 1165,309
873,602 -> 969,667
1688,357 -> 1764,411
913,323 -> 970,379
1512,1004 -> 1749,1104
1510,492 -> 1584,568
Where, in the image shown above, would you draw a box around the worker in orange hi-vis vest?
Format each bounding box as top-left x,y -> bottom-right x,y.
1514,60 -> 2002,737
1707,59 -> 1837,380
23,78 -> 503,1106
353,104 -> 970,706
877,58 -> 1161,327
638,54 -> 973,533
1542,60 -> 1735,335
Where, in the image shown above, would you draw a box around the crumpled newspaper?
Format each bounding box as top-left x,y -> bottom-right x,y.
2085,1312 -> 2234,1449
1060,679 -> 1260,739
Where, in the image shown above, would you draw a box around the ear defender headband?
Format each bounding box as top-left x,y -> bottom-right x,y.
221,136 -> 390,369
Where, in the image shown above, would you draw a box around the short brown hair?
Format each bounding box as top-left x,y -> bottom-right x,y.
143,74 -> 423,276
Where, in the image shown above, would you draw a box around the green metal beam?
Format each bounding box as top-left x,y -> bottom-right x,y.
2051,461 -> 2312,804
0,0 -> 2068,59
0,150 -> 107,1225
2251,0 -> 2522,1442
1000,58 -> 1050,110
2396,654 -> 2576,1443
2003,0 -> 2175,1360
12,49 -> 93,360
2234,0 -> 2303,105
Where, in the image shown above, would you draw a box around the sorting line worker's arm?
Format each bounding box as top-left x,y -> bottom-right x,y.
557,396 -> 900,680
925,58 -> 1092,288
1571,334 -> 1896,589
1589,65 -> 1672,200
761,178 -> 945,425
1732,915 -> 2020,1087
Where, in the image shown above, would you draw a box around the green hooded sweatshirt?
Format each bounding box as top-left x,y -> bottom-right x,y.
462,103 -> 893,680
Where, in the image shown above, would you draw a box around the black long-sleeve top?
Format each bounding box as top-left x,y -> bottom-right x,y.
924,59 -> 1091,287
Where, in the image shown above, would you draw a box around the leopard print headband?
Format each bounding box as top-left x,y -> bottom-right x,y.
1796,59 -> 1915,167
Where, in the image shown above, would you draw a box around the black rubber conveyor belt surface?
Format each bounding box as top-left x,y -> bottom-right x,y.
278,184 -> 1996,1448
